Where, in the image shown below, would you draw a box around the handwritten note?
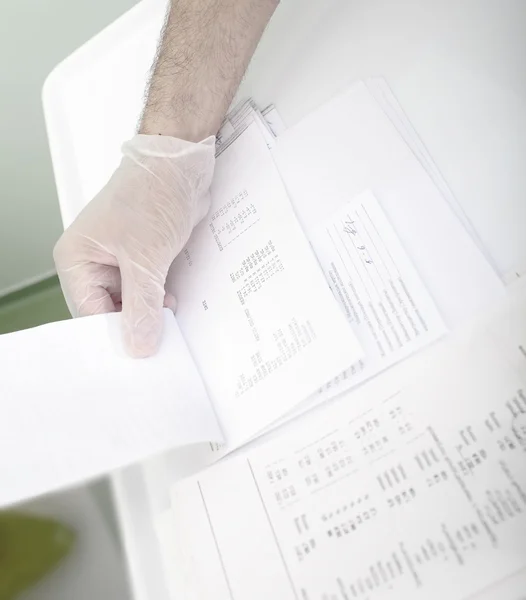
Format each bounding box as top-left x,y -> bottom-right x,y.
309,190 -> 446,401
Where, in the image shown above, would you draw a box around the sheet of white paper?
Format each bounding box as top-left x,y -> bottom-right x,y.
272,81 -> 505,330
309,189 -> 445,399
0,310 -> 222,507
266,188 -> 446,430
365,77 -> 497,274
263,83 -> 503,282
169,121 -> 362,447
167,289 -> 526,600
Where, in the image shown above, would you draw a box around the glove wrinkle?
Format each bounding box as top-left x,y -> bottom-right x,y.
54,134 -> 215,357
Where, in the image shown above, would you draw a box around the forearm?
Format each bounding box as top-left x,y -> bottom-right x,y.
140,0 -> 278,141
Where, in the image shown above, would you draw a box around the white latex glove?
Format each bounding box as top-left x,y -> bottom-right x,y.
54,134 -> 216,357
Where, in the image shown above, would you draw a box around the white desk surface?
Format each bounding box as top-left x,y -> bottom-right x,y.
44,0 -> 526,283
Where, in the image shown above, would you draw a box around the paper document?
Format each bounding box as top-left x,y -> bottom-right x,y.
165,288 -> 526,600
0,311 -> 221,508
272,82 -> 505,330
310,189 -> 445,396
169,121 -> 362,445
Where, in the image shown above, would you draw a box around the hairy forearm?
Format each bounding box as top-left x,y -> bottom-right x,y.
140,0 -> 278,141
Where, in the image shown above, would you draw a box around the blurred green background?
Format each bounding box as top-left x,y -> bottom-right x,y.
0,277 -> 69,335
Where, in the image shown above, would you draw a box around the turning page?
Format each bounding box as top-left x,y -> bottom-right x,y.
169,121 -> 362,446
165,288 -> 526,600
0,310 -> 222,507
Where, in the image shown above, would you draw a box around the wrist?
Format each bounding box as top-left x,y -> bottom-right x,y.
139,108 -> 219,142
139,0 -> 279,141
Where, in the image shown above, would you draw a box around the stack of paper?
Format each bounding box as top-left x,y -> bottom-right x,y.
158,280 -> 526,600
246,80 -> 504,428
153,82 -> 525,598
0,80 -> 505,514
218,83 -> 505,427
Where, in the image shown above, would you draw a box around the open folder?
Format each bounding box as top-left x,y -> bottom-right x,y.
0,81 -> 504,508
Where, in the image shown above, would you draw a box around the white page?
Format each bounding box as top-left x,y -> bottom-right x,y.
365,77 -> 497,274
272,81 -> 505,330
168,122 -> 362,447
167,290 -> 526,600
0,310 -> 221,507
309,189 -> 445,400
268,189 -> 446,428
263,83 -> 501,282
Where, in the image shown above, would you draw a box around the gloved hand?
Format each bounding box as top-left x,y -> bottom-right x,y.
53,134 -> 216,357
